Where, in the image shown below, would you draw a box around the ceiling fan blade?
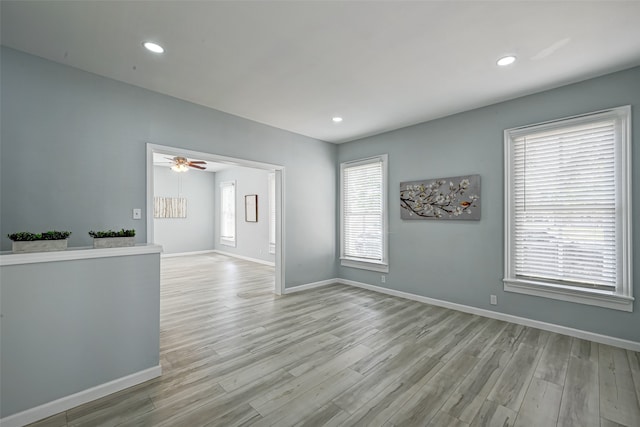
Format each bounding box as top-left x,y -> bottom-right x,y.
189,160 -> 206,164
189,164 -> 206,170
165,156 -> 177,161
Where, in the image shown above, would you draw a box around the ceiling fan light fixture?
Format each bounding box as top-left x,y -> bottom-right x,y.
171,163 -> 189,172
143,41 -> 164,54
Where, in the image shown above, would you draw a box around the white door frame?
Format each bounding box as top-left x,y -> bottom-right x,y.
146,143 -> 285,295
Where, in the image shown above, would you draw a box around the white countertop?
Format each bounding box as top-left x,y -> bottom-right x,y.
0,244 -> 163,266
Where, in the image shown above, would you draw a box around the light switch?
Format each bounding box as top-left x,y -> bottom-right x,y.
133,208 -> 142,220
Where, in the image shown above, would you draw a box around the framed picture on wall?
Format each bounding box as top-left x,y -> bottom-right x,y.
245,194 -> 258,222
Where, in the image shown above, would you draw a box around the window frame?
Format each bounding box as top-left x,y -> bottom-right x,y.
503,106 -> 633,311
219,180 -> 236,247
340,154 -> 389,273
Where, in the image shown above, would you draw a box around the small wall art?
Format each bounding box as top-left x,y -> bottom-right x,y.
400,174 -> 480,220
154,197 -> 187,218
245,194 -> 258,222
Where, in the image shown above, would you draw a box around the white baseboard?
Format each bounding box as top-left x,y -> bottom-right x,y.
213,250 -> 275,266
0,365 -> 162,427
284,278 -> 338,294
161,250 -> 216,258
336,279 -> 640,352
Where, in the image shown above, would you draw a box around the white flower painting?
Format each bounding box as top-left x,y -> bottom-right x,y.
400,175 -> 481,220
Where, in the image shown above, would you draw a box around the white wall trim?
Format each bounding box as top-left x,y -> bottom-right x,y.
0,365 -> 161,427
147,143 -> 285,295
284,278 -> 338,294
161,250 -> 216,258
213,250 -> 275,267
503,279 -> 633,312
336,279 -> 640,352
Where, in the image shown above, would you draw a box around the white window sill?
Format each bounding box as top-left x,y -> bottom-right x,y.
220,239 -> 236,248
341,258 -> 389,273
503,278 -> 633,312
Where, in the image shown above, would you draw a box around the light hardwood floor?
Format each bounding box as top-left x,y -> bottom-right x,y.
29,253 -> 640,427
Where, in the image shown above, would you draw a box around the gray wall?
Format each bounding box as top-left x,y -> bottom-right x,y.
214,167 -> 275,264
153,166 -> 215,254
0,253 -> 161,418
2,46 -> 637,346
0,47 -> 337,286
337,66 -> 640,343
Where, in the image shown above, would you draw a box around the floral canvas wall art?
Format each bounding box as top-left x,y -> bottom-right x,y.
400,175 -> 480,220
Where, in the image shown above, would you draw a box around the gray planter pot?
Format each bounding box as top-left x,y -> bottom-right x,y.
93,236 -> 135,249
12,239 -> 68,253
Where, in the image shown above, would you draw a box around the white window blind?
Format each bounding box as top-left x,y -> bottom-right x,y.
268,173 -> 276,254
220,181 -> 236,245
342,158 -> 384,263
504,106 -> 632,311
513,120 -> 616,289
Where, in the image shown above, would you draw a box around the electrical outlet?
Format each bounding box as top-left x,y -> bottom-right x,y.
133,208 -> 142,220
490,295 -> 497,305
381,275 -> 386,283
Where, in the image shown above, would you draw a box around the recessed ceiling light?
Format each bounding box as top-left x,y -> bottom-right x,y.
143,42 -> 164,54
497,55 -> 516,66
332,117 -> 343,123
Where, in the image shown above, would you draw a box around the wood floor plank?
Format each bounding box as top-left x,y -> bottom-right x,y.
249,343 -> 372,416
491,323 -> 527,353
286,327 -> 379,377
627,350 -> 640,409
293,402 -> 349,427
513,378 -> 563,427
441,347 -> 512,423
598,344 -> 640,426
460,318 -> 508,358
534,333 -> 572,386
332,341 -> 433,414
338,355 -> 444,426
204,403 -> 262,427
152,368 -> 294,427
388,353 -> 480,426
67,394 -> 155,427
217,332 -> 340,392
558,354 -> 600,427
600,418 -> 628,427
571,337 -> 599,363
250,368 -> 364,426
24,254 -> 639,427
487,342 -> 545,411
25,413 -> 67,427
469,400 -> 517,427
427,411 -> 470,427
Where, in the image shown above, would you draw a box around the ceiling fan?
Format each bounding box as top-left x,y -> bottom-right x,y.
165,156 -> 207,172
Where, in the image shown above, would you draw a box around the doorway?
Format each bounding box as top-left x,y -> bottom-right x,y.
146,143 -> 285,295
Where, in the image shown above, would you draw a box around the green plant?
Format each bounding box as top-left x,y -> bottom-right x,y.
88,229 -> 136,238
7,230 -> 72,241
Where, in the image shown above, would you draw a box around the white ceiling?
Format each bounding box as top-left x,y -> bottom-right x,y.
2,1 -> 640,144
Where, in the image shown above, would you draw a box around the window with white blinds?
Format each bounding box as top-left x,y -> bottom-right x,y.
268,173 -> 276,254
340,155 -> 388,272
504,106 -> 632,311
220,181 -> 236,246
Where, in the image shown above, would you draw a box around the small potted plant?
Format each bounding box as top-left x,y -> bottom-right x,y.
89,229 -> 136,249
7,230 -> 72,253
